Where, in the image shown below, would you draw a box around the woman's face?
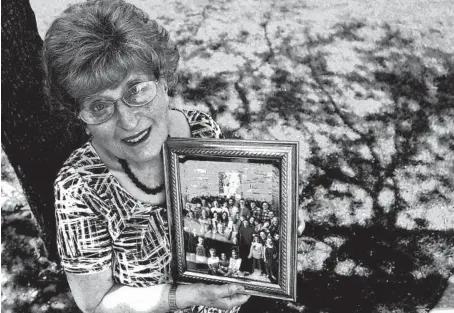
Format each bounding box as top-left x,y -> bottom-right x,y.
222,212 -> 228,219
86,71 -> 169,164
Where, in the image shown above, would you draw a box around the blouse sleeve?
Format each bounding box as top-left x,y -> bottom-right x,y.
54,172 -> 112,274
184,110 -> 225,139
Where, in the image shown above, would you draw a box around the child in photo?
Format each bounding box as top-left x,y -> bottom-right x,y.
226,248 -> 242,277
248,235 -> 264,275
195,237 -> 206,267
264,237 -> 277,281
218,252 -> 230,276
207,248 -> 220,274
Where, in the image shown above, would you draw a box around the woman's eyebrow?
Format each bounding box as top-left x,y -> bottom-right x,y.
125,74 -> 150,88
125,78 -> 144,89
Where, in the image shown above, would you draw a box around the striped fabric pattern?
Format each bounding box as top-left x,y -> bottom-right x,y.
55,110 -> 239,313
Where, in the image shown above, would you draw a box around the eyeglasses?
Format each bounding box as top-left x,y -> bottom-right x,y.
79,80 -> 158,125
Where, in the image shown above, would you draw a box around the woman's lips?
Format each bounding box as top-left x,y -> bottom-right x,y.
122,127 -> 151,146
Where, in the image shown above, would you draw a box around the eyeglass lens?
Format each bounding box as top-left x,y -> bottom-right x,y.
79,81 -> 157,124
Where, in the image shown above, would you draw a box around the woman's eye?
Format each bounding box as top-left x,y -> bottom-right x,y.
90,102 -> 108,113
130,84 -> 142,95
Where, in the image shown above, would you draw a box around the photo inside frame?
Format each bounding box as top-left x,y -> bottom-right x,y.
179,156 -> 282,285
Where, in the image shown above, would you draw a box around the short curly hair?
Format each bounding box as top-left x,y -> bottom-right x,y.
42,0 -> 179,116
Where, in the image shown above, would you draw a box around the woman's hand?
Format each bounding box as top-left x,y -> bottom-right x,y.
178,283 -> 250,310
297,205 -> 306,236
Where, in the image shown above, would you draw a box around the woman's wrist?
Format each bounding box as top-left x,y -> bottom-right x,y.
174,284 -> 196,309
168,284 -> 179,311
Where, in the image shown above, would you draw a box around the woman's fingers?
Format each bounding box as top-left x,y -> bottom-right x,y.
208,293 -> 250,310
214,283 -> 245,298
198,283 -> 249,309
220,293 -> 250,309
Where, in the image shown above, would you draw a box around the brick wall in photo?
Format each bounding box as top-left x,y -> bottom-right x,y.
180,160 -> 280,208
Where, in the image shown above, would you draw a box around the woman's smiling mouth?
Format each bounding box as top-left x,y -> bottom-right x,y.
122,127 -> 151,146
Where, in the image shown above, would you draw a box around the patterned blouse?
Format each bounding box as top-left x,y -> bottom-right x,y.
55,110 -> 238,313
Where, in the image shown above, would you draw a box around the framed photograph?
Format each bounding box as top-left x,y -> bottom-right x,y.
163,138 -> 298,301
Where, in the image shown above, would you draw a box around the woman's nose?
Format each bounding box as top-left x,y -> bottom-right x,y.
116,100 -> 139,130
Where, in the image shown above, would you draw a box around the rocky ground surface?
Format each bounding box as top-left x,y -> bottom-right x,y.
2,0 -> 453,312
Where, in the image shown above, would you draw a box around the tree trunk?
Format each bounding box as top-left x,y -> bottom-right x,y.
1,0 -> 87,260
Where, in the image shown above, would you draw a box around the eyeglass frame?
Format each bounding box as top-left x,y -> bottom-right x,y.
78,80 -> 159,125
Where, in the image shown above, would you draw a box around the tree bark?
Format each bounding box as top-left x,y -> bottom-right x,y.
1,0 -> 87,260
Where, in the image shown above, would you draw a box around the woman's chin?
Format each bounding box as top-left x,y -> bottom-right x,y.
121,133 -> 167,163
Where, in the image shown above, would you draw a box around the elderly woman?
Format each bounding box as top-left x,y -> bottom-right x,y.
44,1 -> 250,312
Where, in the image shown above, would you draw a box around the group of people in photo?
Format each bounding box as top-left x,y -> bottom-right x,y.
183,196 -> 280,282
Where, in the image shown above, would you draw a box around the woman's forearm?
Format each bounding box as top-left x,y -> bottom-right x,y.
94,283 -> 195,313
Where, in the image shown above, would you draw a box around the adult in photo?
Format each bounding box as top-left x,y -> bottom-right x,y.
184,210 -> 199,233
238,219 -> 254,273
230,212 -> 242,240
220,211 -> 230,228
201,197 -> 211,210
260,202 -> 272,222
211,200 -> 222,215
47,1 -> 250,312
220,200 -> 230,216
250,201 -> 261,220
228,198 -> 239,216
269,217 -> 279,235
199,209 -> 212,234
238,199 -> 251,220
192,199 -> 203,219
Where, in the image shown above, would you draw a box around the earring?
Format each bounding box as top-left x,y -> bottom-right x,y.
85,128 -> 91,136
